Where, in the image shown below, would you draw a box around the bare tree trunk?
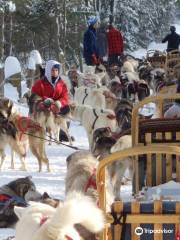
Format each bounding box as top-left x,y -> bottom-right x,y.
55,0 -> 66,74
0,10 -> 5,97
96,0 -> 100,11
63,0 -> 66,56
110,0 -> 115,23
4,11 -> 13,57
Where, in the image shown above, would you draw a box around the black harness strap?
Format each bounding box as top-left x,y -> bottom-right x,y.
92,108 -> 104,130
92,109 -> 99,130
82,88 -> 88,104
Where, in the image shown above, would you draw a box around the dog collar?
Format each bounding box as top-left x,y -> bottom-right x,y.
65,235 -> 73,240
40,216 -> 48,226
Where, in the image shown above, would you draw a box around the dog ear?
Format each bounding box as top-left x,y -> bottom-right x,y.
14,206 -> 25,219
42,192 -> 50,199
25,176 -> 32,180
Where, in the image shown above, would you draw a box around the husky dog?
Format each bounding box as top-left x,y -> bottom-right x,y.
70,103 -> 117,149
24,91 -> 72,145
110,135 -> 133,199
65,150 -> 114,211
0,97 -> 49,172
15,191 -> 104,240
92,127 -> 116,159
114,99 -> 133,132
0,176 -> 41,228
74,86 -> 106,109
74,86 -> 118,110
0,97 -> 14,118
92,129 -> 133,200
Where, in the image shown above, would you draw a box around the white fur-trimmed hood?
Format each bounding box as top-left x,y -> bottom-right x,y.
45,60 -> 61,83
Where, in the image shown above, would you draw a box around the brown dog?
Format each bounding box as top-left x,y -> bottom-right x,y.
0,98 -> 49,172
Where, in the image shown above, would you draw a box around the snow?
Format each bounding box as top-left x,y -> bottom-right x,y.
130,48 -> 147,59
27,57 -> 36,70
144,181 -> 180,201
27,50 -> 43,69
147,41 -> 167,52
4,57 -> 21,79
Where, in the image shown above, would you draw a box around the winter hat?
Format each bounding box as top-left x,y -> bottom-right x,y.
52,63 -> 60,70
45,60 -> 61,83
170,26 -> 176,32
87,16 -> 99,26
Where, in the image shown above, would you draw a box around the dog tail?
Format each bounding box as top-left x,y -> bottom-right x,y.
47,191 -> 104,239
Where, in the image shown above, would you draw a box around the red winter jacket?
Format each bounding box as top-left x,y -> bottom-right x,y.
107,26 -> 124,56
31,77 -> 69,108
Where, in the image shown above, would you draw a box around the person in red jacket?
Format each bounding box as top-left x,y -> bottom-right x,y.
107,24 -> 124,66
31,60 -> 70,115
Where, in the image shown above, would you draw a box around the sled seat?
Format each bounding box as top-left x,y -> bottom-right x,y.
109,200 -> 180,240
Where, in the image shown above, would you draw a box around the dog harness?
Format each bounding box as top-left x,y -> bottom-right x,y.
65,235 -> 73,240
0,194 -> 11,203
16,116 -> 42,140
82,88 -> 88,104
40,216 -> 48,226
92,109 -> 104,130
0,194 -> 27,215
84,168 -> 97,192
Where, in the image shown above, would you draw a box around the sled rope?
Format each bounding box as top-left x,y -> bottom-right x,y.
21,131 -> 83,150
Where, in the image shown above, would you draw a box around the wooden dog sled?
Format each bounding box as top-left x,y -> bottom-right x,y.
97,94 -> 180,240
97,145 -> 180,240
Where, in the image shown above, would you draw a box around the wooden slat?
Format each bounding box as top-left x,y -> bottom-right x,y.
176,132 -> 180,141
176,133 -> 180,182
165,132 -> 172,140
176,203 -> 180,238
154,201 -> 163,240
166,154 -> 172,182
145,133 -> 152,186
97,167 -> 106,240
177,156 -> 180,182
156,133 -> 163,185
131,202 -> 140,240
164,134 -> 172,182
120,214 -> 180,223
113,202 -> 124,240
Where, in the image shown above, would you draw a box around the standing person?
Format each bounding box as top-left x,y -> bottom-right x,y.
83,16 -> 100,66
96,22 -> 108,62
162,26 -> 180,52
107,24 -> 124,66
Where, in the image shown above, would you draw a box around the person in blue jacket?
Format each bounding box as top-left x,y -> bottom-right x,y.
83,16 -> 100,66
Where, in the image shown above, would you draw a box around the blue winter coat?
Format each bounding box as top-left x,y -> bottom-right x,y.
83,26 -> 99,65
